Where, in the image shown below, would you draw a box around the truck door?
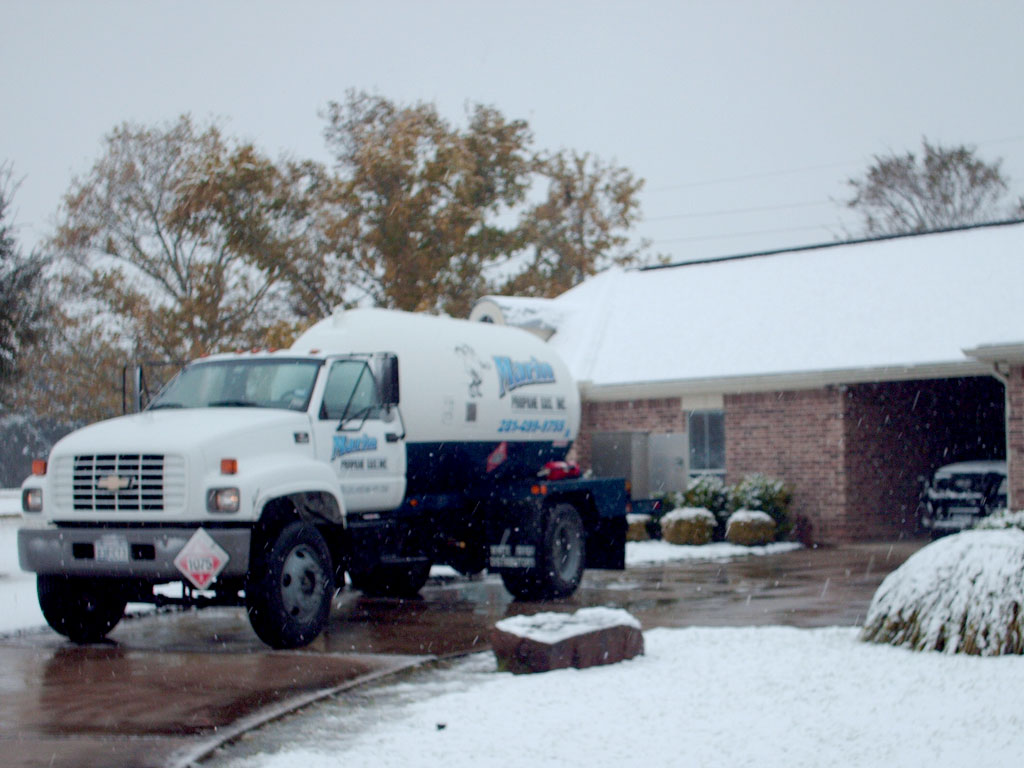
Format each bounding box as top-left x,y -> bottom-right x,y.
314,358 -> 406,512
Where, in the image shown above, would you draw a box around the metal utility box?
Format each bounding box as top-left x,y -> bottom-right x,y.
591,431 -> 688,499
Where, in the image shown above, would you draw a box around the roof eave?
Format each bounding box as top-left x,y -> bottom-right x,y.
964,342 -> 1024,366
578,360 -> 995,402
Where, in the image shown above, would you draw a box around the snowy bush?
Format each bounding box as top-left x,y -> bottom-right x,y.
860,529 -> 1024,655
683,476 -> 729,537
660,508 -> 716,546
975,509 -> 1024,531
627,513 -> 652,541
725,510 -> 775,546
683,476 -> 728,515
728,474 -> 793,540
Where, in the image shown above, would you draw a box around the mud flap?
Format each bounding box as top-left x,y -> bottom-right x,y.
585,514 -> 626,570
487,504 -> 543,571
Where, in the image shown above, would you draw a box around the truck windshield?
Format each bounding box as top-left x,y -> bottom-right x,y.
148,359 -> 322,412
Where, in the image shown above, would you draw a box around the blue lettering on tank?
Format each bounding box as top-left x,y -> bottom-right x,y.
493,356 -> 556,398
332,434 -> 378,459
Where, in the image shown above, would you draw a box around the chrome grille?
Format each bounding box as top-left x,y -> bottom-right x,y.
69,454 -> 177,512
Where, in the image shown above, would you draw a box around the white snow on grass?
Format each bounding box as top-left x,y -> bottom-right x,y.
0,489 -> 20,516
626,538 -> 801,565
0,514 -> 46,634
212,625 -> 1024,768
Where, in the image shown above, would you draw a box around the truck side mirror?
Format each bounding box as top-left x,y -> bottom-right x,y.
380,354 -> 400,406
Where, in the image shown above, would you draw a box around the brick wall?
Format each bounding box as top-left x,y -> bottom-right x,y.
574,398 -> 685,469
576,376 -> 1004,545
1007,366 -> 1024,508
842,383 -> 932,540
725,388 -> 848,543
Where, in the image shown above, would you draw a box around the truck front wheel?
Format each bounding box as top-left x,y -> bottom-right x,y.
246,522 -> 335,649
501,503 -> 586,600
37,575 -> 127,643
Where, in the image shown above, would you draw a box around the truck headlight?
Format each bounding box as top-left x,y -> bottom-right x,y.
207,487 -> 241,513
22,488 -> 43,513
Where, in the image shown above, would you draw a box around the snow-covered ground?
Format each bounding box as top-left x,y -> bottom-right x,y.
4,504 -> 1023,767
209,623 -> 1024,768
0,495 -> 46,633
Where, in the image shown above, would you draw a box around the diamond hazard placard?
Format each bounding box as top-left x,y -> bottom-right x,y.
174,528 -> 229,590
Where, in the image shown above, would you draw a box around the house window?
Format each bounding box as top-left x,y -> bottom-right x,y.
689,410 -> 725,476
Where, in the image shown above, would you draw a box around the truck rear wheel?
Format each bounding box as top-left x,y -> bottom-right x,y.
37,575 -> 127,643
501,503 -> 586,600
246,522 -> 334,649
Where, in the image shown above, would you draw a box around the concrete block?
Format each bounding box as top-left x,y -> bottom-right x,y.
491,607 -> 644,674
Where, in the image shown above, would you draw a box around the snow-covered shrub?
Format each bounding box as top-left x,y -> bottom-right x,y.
627,513 -> 652,542
683,476 -> 730,537
655,491 -> 684,512
683,476 -> 728,515
729,474 -> 793,540
725,510 -> 775,546
860,529 -> 1024,655
660,508 -> 716,546
975,509 -> 1024,531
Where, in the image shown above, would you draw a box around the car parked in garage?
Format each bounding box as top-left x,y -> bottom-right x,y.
918,460 -> 1007,535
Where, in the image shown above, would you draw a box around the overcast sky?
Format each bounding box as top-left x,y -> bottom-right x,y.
3,0 -> 1023,263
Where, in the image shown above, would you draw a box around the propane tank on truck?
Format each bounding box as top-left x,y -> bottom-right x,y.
18,308 -> 628,649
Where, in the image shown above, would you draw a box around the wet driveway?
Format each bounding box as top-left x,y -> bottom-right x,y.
0,540 -> 923,767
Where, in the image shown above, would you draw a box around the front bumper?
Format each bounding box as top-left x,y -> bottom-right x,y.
18,525 -> 252,582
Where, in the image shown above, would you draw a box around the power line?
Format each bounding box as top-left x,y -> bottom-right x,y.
648,161 -> 856,192
647,134 -> 1024,195
652,223 -> 835,246
645,199 -> 833,222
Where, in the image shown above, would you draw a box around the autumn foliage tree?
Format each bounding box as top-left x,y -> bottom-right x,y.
21,98 -> 646,424
846,139 -> 1013,236
315,92 -> 533,317
54,116 -> 308,364
315,91 -> 646,315
501,150 -> 646,297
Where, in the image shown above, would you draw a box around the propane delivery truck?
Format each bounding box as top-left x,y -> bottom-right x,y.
18,308 -> 628,648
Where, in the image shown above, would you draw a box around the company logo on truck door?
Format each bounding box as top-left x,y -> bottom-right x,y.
493,356 -> 556,397
332,434 -> 378,459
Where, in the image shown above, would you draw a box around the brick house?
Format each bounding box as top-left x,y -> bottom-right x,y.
471,221 -> 1024,544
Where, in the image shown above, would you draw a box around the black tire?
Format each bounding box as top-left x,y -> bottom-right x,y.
501,503 -> 586,600
350,561 -> 431,597
37,575 -> 127,643
246,522 -> 334,649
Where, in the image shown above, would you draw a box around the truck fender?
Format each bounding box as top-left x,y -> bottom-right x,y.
245,455 -> 346,526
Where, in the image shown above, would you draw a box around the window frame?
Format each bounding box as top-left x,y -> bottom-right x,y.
688,409 -> 726,478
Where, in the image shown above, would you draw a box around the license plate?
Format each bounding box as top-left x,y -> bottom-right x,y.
95,535 -> 130,563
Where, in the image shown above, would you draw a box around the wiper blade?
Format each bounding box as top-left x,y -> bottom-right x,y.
147,402 -> 184,410
208,400 -> 265,408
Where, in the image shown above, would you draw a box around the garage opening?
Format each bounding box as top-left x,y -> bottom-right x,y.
844,376 -> 1005,537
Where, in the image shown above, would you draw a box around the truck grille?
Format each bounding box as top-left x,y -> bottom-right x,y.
56,454 -> 186,513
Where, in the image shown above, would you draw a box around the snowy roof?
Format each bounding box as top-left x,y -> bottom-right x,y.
478,222 -> 1024,398
468,296 -> 565,340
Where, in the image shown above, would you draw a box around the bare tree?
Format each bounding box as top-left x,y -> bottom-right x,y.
846,139 -> 1012,236
0,163 -> 48,389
